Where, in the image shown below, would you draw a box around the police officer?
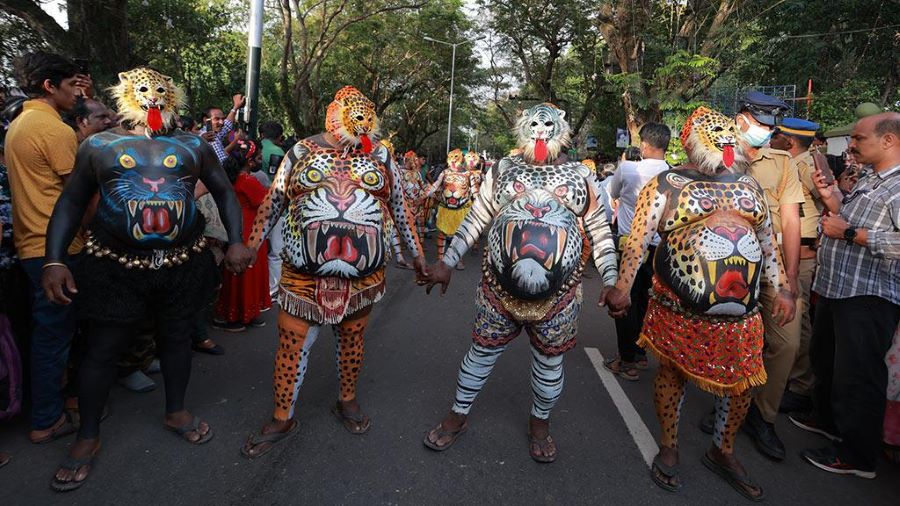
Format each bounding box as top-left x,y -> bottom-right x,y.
770,118 -> 831,416
738,92 -> 804,461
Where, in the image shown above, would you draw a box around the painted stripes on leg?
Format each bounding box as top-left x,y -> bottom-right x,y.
451,343 -> 508,415
530,345 -> 564,420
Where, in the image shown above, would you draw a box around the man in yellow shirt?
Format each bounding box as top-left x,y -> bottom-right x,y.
735,92 -> 804,461
5,52 -> 90,443
770,118 -> 828,414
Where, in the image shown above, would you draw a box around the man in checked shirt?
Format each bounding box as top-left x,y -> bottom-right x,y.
791,112 -> 900,479
199,94 -> 245,163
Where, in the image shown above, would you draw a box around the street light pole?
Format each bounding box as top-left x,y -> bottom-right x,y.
424,35 -> 484,155
244,0 -> 264,138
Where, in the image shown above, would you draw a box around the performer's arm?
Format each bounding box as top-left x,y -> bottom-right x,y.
198,142 -> 243,245
247,143 -> 300,251
583,172 -> 619,287
44,142 -> 100,263
425,171 -> 445,198
615,177 -> 667,293
442,165 -> 500,268
756,208 -> 788,292
385,154 -> 423,258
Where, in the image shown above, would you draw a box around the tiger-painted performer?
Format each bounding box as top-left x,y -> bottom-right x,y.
395,149 -> 427,269
610,107 -> 795,500
41,67 -> 254,491
426,148 -> 477,269
240,86 -> 426,458
422,103 -> 622,463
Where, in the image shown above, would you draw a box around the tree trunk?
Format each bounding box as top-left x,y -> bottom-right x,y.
65,0 -> 129,82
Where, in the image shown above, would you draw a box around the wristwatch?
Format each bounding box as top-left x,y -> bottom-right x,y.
843,226 -> 857,243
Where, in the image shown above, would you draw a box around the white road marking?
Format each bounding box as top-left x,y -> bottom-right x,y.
584,347 -> 657,467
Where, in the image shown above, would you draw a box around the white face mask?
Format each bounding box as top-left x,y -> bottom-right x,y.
738,114 -> 772,147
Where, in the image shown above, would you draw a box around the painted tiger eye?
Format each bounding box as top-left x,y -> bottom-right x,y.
362,171 -> 379,186
307,169 -> 323,183
119,154 -> 136,169
163,155 -> 178,168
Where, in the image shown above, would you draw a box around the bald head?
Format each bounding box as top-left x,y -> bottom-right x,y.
850,112 -> 900,170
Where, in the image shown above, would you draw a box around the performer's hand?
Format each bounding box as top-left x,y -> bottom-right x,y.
772,289 -> 796,327
225,243 -> 254,274
413,255 -> 429,284
425,261 -> 452,295
600,285 -> 630,318
42,265 -> 78,305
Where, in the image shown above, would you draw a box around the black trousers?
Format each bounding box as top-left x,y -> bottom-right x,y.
810,295 -> 900,471
613,244 -> 655,363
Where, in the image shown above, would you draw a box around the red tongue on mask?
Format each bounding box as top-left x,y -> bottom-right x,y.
147,107 -> 163,131
722,145 -> 735,168
534,139 -> 548,164
359,134 -> 372,154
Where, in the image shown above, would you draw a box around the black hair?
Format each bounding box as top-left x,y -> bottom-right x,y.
874,114 -> 900,138
221,156 -> 241,184
204,105 -> 224,118
259,120 -> 284,140
815,132 -> 827,143
180,116 -> 195,131
795,135 -> 814,149
624,146 -> 642,161
639,122 -> 671,151
14,51 -> 81,98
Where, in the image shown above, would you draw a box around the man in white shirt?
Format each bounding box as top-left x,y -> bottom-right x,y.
603,122 -> 671,380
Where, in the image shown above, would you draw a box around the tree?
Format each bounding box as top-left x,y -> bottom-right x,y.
0,0 -> 129,82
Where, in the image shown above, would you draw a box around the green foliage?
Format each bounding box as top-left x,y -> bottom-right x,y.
809,79 -> 895,131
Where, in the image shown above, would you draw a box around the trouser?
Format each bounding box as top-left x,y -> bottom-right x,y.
788,258 -> 817,396
267,218 -> 284,298
272,307 -> 370,421
655,363 -> 751,454
78,317 -> 194,439
21,255 -> 80,430
613,242 -> 654,362
450,342 -> 565,420
753,277 -> 805,423
810,295 -> 900,471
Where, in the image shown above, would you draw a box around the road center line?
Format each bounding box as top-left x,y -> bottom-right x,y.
584,347 -> 657,468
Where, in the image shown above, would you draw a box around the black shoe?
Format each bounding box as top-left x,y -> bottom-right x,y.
778,390 -> 812,413
699,409 -> 715,435
247,317 -> 266,328
788,412 -> 841,442
801,446 -> 875,479
742,404 -> 786,461
211,319 -> 246,332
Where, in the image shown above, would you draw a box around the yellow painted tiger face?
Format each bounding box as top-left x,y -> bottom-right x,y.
680,106 -> 745,174
110,67 -> 183,131
325,86 -> 379,152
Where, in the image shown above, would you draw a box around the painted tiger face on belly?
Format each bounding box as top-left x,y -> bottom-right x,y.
488,189 -> 582,300
287,150 -> 390,278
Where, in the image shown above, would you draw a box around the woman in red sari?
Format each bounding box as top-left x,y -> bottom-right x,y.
214,141 -> 271,330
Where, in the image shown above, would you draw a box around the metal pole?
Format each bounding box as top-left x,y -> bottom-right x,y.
446,44 -> 457,155
244,0 -> 264,138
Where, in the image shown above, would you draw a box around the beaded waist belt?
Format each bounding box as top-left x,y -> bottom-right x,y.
84,231 -> 208,270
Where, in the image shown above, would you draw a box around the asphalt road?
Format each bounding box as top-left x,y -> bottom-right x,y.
2,242 -> 898,505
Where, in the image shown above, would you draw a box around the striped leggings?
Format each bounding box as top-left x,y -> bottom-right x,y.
451,343 -> 565,419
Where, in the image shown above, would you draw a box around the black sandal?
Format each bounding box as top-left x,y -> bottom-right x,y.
331,402 -> 371,434
528,433 -> 558,463
423,421 -> 468,451
50,445 -> 100,492
702,452 -> 764,502
651,454 -> 682,492
603,358 -> 639,381
165,416 -> 214,445
241,420 -> 299,459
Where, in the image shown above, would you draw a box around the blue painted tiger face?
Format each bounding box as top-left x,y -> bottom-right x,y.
90,133 -> 200,246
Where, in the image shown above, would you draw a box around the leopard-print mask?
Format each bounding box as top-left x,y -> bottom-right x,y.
110,67 -> 184,132
325,86 -> 379,154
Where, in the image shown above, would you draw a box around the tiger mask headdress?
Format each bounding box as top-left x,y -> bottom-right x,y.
680,106 -> 747,175
447,148 -> 464,171
109,67 -> 184,133
514,103 -> 572,165
464,150 -> 481,170
325,86 -> 379,154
